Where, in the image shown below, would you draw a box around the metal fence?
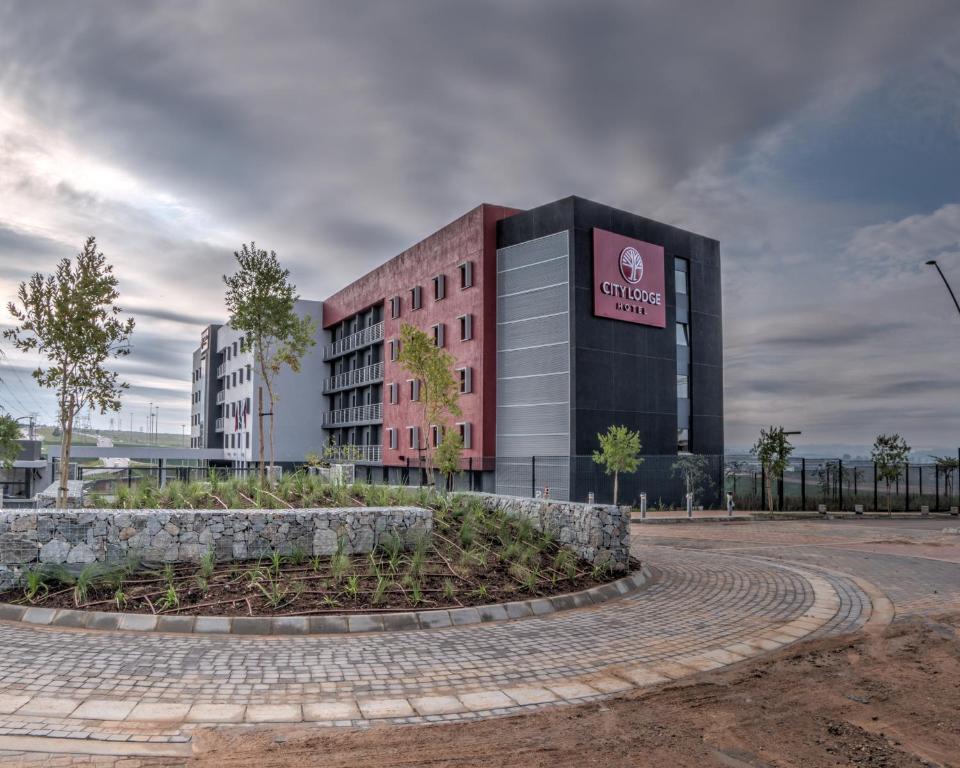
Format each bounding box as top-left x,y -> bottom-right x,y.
725,455 -> 960,513
69,454 -> 960,513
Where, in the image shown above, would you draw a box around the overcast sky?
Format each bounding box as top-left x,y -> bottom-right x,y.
0,1 -> 958,452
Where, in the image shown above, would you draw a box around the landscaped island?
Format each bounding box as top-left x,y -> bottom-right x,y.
0,477 -> 630,616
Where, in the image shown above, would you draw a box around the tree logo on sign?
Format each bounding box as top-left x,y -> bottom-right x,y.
619,246 -> 644,284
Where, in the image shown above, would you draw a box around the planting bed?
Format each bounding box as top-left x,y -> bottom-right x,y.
1,488 -> 623,616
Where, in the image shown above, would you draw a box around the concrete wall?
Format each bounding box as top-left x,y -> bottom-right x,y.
469,492 -> 630,572
0,507 -> 432,590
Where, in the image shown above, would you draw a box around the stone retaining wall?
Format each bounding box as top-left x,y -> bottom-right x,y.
469,493 -> 630,572
0,507 -> 432,590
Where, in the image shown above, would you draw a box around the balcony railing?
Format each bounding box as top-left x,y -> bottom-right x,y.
216,363 -> 226,378
321,402 -> 382,427
325,444 -> 382,464
215,390 -> 225,405
322,362 -> 384,393
214,417 -> 224,433
323,321 -> 384,360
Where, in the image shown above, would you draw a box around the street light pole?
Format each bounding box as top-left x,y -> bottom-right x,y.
925,260 -> 960,318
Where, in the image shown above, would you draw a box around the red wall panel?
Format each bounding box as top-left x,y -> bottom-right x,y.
322,204 -> 520,466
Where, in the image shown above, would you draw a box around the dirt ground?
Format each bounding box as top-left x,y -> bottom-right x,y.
189,613 -> 960,768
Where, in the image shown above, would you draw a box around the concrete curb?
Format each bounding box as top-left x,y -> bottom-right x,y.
0,566 -> 652,636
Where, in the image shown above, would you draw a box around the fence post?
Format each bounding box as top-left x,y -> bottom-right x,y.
761,464 -> 767,511
531,456 -> 536,498
935,466 -> 940,512
838,459 -> 843,511
905,464 -> 910,512
801,458 -> 806,511
918,465 -> 923,508
873,462 -> 878,512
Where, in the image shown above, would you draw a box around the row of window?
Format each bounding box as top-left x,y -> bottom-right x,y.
386,315 -> 473,361
386,423 -> 473,451
388,262 -> 474,319
385,367 -> 473,404
224,365 -> 252,389
225,431 -> 250,450
222,337 -> 245,361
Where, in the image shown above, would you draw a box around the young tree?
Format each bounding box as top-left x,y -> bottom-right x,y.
725,459 -> 747,497
0,413 -> 22,469
434,429 -> 463,492
396,322 -> 461,483
672,454 -> 713,506
5,237 -> 135,507
872,434 -> 910,514
750,426 -> 794,511
932,455 -> 958,504
592,425 -> 642,505
224,243 -> 316,485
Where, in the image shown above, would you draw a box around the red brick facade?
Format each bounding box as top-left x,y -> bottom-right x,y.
323,204 -> 519,467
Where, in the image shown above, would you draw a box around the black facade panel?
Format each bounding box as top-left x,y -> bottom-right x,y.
497,195 -> 723,465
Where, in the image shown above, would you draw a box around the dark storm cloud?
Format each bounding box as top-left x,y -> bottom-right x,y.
1,0 -> 959,443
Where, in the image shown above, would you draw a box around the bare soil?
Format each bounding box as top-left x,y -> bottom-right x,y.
190,613 -> 960,767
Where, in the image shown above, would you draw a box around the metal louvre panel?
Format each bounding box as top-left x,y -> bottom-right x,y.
497,256 -> 568,295
497,283 -> 568,324
497,372 -> 569,405
496,401 -> 567,436
498,343 -> 568,377
496,432 -> 569,456
497,231 -> 569,271
498,313 -> 568,349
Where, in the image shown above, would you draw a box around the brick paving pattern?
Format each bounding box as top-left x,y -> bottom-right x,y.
0,517 -> 955,761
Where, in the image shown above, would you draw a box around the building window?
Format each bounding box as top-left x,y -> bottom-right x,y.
390,296 -> 401,318
677,375 -> 689,399
676,323 -> 689,346
408,425 -> 419,449
238,368 -> 243,384
409,379 -> 420,401
457,422 -> 472,450
388,382 -> 398,404
675,257 -> 689,295
245,432 -> 250,449
458,314 -> 473,341
246,364 -> 252,380
432,323 -> 445,347
457,366 -> 473,394
232,341 -> 238,357
232,372 -> 237,387
410,285 -> 422,310
431,424 -> 443,448
388,339 -> 399,361
677,428 -> 690,453
432,274 -> 446,301
388,427 -> 398,450
459,261 -> 474,289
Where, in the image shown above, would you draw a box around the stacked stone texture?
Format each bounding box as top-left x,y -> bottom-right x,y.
0,508 -> 431,590
470,493 -> 630,572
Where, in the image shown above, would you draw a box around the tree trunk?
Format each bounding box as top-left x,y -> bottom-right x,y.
765,465 -> 773,512
58,407 -> 74,509
265,377 -> 276,484
257,384 -> 265,488
613,471 -> 619,506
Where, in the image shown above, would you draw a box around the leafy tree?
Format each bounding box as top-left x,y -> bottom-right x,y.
750,426 -> 794,511
931,455 -> 958,503
725,459 -> 747,497
672,454 -> 713,506
224,243 -> 316,485
435,429 -> 463,492
0,413 -> 22,469
5,237 -> 135,508
871,434 -> 910,514
592,425 -> 642,505
396,322 -> 461,483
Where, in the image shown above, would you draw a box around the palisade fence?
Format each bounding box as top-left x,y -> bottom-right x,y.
725,455 -> 960,514
70,455 -> 960,513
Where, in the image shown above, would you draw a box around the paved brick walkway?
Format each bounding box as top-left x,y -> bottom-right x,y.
0,518 -> 956,761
